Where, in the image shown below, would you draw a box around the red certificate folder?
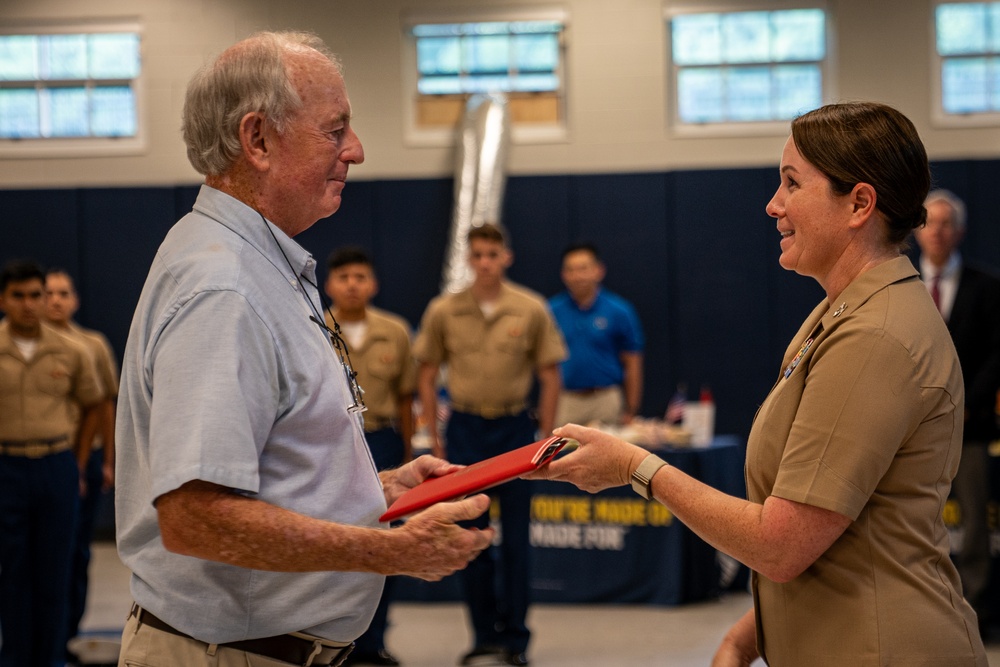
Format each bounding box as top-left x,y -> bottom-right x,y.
379,436 -> 570,522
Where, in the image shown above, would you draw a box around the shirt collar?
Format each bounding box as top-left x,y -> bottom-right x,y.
821,255 -> 919,327
454,281 -> 516,315
192,185 -> 317,284
918,251 -> 961,281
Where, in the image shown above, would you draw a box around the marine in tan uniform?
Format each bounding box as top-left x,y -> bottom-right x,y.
324,246 -> 415,666
44,268 -> 121,658
413,224 -> 566,666
526,102 -> 988,665
0,260 -> 103,667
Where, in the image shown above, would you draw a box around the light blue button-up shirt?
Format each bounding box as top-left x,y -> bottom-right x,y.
116,185 -> 385,643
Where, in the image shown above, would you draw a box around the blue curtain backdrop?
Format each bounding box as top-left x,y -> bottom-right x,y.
3,159 -> 999,436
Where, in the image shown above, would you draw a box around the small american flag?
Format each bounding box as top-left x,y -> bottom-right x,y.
665,390 -> 686,425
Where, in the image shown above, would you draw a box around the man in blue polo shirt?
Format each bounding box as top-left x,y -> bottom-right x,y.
550,243 -> 645,427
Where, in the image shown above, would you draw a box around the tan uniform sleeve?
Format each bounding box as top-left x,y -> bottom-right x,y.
772,325 -> 927,519
532,302 -> 568,369
412,297 -> 446,366
72,339 -> 104,408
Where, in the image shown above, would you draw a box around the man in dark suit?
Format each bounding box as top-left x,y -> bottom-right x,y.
915,189 -> 1000,630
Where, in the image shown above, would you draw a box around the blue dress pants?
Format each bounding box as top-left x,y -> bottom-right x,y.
446,410 -> 534,654
68,447 -> 106,645
0,450 -> 80,667
355,427 -> 406,655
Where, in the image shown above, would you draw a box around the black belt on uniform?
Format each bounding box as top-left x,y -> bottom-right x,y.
0,436 -> 71,458
129,604 -> 354,667
450,401 -> 526,419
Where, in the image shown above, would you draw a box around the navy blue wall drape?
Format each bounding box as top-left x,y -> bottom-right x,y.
3,159 -> 998,437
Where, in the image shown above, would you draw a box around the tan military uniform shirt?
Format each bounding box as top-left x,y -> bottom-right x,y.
0,320 -> 103,442
325,307 -> 415,424
747,257 -> 986,665
61,321 -> 119,445
413,281 -> 566,414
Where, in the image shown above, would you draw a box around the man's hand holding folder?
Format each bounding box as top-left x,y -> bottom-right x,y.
380,436 -> 572,522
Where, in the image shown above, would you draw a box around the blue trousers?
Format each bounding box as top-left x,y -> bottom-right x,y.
0,450 -> 80,667
68,447 -> 106,644
446,410 -> 534,654
355,427 -> 406,655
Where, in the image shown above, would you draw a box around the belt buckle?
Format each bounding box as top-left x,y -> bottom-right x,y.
331,643 -> 355,667
25,442 -> 49,458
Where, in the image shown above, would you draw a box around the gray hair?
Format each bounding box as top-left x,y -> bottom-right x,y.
924,188 -> 966,231
181,31 -> 342,176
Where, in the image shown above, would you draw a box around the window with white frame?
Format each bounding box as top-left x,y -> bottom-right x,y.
934,2 -> 1000,117
403,10 -> 567,145
667,7 -> 827,129
0,25 -> 142,156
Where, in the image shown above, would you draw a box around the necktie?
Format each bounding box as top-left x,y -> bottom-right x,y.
930,273 -> 941,313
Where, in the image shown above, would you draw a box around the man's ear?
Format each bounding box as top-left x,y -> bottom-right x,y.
848,182 -> 877,229
239,112 -> 270,172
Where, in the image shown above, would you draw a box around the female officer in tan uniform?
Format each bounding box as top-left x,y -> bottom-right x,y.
529,102 -> 988,666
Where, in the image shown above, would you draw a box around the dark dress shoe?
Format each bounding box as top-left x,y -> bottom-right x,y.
502,650 -> 529,666
459,645 -> 506,665
343,648 -> 401,666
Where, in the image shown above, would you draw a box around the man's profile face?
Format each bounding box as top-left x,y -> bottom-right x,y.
561,250 -> 605,301
45,272 -> 79,325
0,278 -> 45,334
914,199 -> 963,267
468,238 -> 511,286
265,51 -> 365,236
325,263 -> 377,312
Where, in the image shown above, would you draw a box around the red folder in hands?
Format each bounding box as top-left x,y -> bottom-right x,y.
379,436 -> 571,522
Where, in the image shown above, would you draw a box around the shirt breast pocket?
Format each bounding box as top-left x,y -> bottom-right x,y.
495,316 -> 531,356
366,342 -> 401,381
32,356 -> 73,398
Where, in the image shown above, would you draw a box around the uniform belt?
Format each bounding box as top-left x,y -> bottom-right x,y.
565,386 -> 615,396
450,401 -> 526,419
363,415 -> 398,433
0,436 -> 71,458
129,604 -> 354,667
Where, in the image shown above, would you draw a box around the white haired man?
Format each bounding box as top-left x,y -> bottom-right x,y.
116,31 -> 492,667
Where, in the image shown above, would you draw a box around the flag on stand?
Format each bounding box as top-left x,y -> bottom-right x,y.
665,389 -> 686,425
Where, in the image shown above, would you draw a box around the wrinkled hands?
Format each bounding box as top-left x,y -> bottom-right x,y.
380,455 -> 494,581
393,494 -> 494,581
381,454 -> 460,507
523,424 -> 648,493
710,609 -> 759,667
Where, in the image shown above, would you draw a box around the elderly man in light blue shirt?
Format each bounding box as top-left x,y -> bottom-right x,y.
116,31 -> 492,667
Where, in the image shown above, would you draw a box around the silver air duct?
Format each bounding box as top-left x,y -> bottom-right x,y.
440,93 -> 511,294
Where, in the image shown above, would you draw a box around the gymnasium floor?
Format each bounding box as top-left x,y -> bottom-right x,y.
80,542 -> 1000,666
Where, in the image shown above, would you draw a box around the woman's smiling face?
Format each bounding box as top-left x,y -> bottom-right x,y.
766,136 -> 856,286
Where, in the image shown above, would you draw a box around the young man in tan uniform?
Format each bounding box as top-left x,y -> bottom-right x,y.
0,260 -> 103,667
44,268 -> 121,660
324,247 -> 415,667
413,224 -> 566,666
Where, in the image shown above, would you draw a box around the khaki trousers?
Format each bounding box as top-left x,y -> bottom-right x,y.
118,610 -> 349,667
555,385 -> 624,428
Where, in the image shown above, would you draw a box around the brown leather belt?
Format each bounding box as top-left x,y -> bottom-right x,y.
129,604 -> 354,666
0,436 -> 71,458
565,386 -> 615,396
